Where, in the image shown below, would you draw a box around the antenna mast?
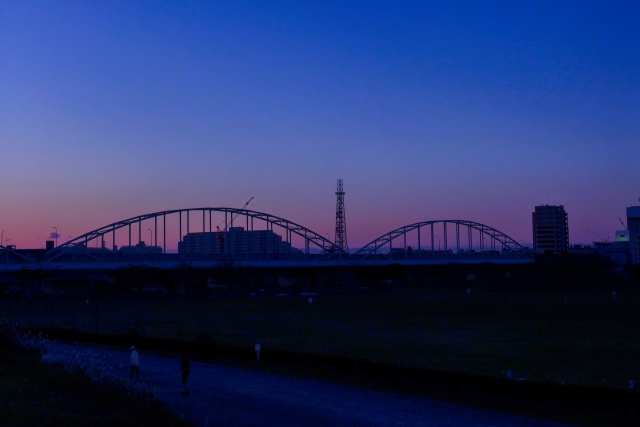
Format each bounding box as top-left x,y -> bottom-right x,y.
335,179 -> 348,253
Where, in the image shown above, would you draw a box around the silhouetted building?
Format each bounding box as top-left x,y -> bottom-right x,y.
179,227 -> 302,257
627,206 -> 640,265
118,241 -> 162,255
532,205 -> 569,254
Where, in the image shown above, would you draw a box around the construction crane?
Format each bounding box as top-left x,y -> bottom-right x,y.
586,229 -> 610,243
619,217 -> 627,230
231,196 -> 254,228
217,197 -> 254,231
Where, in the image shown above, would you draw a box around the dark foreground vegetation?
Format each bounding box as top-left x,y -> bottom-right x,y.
2,259 -> 640,425
37,325 -> 640,427
0,323 -> 194,427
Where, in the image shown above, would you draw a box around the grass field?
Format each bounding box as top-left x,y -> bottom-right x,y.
3,288 -> 640,390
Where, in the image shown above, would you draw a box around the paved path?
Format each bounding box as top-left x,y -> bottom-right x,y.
45,342 -> 575,427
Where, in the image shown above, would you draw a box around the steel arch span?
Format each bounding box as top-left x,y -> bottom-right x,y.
354,220 -> 531,260
45,208 -> 337,262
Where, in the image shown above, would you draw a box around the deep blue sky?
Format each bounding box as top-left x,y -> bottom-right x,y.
1,1 -> 639,249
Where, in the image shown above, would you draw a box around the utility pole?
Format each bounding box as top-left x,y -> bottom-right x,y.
335,179 -> 348,253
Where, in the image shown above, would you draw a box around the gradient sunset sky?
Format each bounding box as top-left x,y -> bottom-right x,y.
1,1 -> 638,250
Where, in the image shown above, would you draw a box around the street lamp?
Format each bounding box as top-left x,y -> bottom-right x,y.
1,229 -> 4,247
436,235 -> 441,251
148,228 -> 153,247
53,227 -> 58,247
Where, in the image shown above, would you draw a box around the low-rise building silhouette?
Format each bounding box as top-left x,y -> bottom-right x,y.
178,227 -> 302,258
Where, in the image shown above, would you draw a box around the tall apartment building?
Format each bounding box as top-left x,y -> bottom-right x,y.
627,206 -> 640,265
532,205 -> 569,254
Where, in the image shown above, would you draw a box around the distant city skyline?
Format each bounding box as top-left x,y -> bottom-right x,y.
0,198 -> 637,253
1,1 -> 638,250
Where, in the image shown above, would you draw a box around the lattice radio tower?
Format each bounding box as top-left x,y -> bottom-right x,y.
335,179 -> 348,253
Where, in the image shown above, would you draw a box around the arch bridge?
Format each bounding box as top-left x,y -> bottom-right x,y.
355,220 -> 531,260
0,210 -> 532,268
43,207 -> 339,264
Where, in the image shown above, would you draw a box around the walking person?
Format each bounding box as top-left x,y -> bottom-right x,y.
129,346 -> 140,381
179,352 -> 190,396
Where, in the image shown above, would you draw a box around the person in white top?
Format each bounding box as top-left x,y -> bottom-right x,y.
129,346 -> 140,381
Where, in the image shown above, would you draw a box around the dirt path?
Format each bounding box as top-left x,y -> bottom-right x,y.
45,342 -> 574,427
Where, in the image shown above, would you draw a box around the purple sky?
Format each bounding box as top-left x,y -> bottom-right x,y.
1,1 -> 639,251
